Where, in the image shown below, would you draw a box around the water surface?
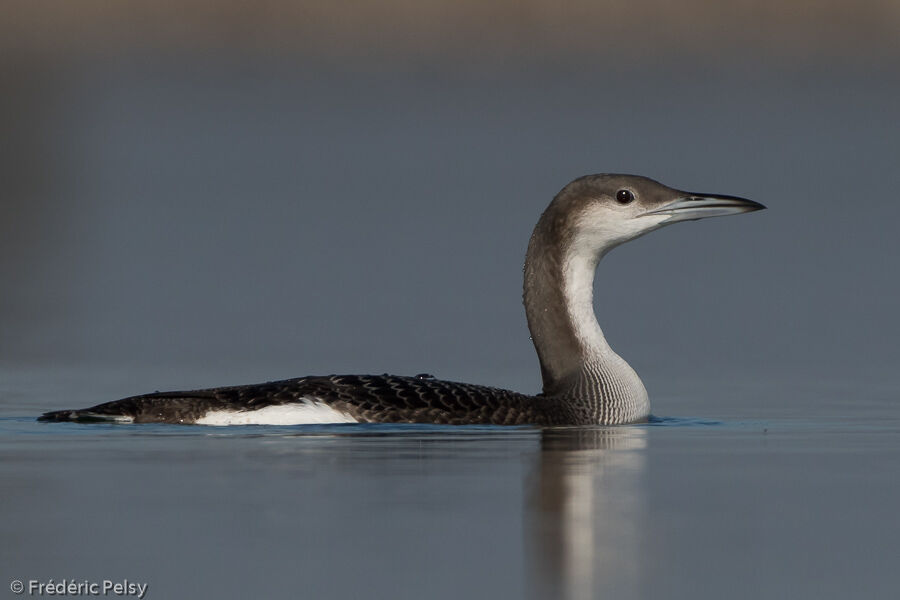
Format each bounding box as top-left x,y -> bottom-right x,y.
2,365 -> 897,600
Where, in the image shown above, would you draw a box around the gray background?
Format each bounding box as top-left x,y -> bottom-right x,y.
5,64 -> 899,403
3,3 -> 899,402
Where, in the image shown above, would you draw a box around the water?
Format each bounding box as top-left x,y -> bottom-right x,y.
2,365 -> 898,600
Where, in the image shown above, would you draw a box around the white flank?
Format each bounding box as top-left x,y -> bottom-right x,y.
107,415 -> 136,423
83,413 -> 135,423
195,399 -> 358,426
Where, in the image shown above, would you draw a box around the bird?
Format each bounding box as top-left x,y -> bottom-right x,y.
38,174 -> 764,426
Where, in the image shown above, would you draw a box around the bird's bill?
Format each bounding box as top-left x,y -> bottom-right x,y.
643,193 -> 766,223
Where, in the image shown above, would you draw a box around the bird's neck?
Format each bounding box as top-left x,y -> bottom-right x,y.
523,223 -> 648,421
523,233 -> 610,392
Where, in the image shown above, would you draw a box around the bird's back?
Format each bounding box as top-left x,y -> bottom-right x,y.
38,374 -> 559,426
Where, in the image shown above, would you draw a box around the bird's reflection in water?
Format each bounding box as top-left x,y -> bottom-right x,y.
526,426 -> 647,600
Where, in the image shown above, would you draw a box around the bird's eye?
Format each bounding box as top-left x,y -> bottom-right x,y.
616,189 -> 634,204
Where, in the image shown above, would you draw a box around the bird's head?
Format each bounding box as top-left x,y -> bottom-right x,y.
543,174 -> 766,257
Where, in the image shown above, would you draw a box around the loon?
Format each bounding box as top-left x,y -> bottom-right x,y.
38,174 -> 764,426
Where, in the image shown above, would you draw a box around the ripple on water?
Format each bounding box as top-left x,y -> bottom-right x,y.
646,415 -> 723,427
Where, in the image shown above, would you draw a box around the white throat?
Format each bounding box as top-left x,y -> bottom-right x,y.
560,242 -> 614,359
